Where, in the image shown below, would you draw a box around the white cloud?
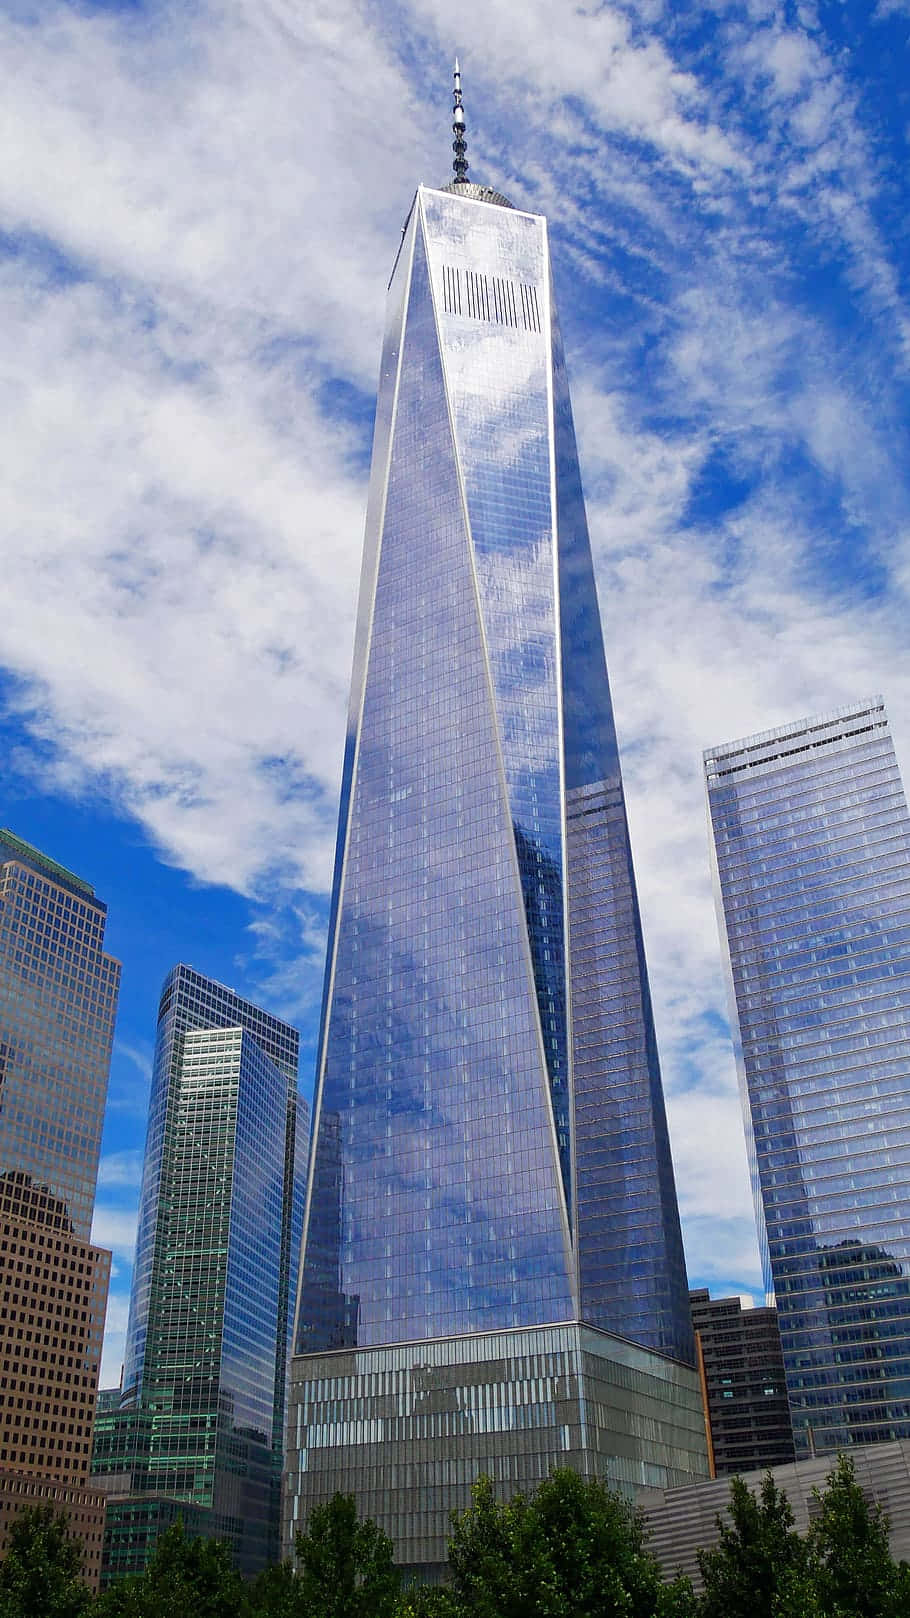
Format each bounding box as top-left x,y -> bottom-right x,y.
97,1150 -> 145,1190
91,1206 -> 138,1262
98,1290 -> 130,1392
114,1042 -> 154,1085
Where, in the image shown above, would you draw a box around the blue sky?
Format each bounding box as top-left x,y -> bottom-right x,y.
2,0 -> 910,1385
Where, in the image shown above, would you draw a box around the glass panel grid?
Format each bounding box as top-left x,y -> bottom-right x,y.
707,700 -> 910,1453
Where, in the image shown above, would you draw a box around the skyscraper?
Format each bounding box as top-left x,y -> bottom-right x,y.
0,828 -> 120,1588
706,697 -> 910,1456
92,965 -> 307,1581
285,75 -> 707,1576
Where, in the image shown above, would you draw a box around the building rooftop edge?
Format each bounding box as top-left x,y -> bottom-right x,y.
291,1317 -> 698,1373
160,962 -> 301,1044
0,828 -> 99,903
418,181 -> 539,219
704,696 -> 887,768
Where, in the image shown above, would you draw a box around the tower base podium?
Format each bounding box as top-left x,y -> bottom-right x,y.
283,1322 -> 708,1579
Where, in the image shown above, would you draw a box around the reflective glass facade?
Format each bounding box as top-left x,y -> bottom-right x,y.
295,184 -> 693,1371
0,829 -> 120,1241
706,699 -> 910,1454
94,966 -> 307,1579
0,830 -> 118,1586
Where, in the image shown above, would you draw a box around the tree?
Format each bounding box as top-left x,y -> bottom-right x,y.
393,1587 -> 458,1618
0,1505 -> 92,1618
94,1520 -> 251,1618
445,1475 -> 517,1618
248,1560 -> 298,1617
292,1492 -> 400,1618
696,1472 -> 810,1618
805,1452 -> 910,1618
446,1468 -> 693,1618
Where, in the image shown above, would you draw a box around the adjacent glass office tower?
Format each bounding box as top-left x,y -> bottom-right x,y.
286,113 -> 706,1575
92,966 -> 308,1580
706,698 -> 910,1455
0,828 -> 120,1588
0,829 -> 120,1240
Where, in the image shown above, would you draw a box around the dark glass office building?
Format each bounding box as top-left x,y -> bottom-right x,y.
706,698 -> 910,1456
286,114 -> 707,1574
92,965 -> 308,1580
690,1289 -> 795,1475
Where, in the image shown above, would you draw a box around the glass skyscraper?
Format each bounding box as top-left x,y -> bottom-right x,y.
286,99 -> 707,1575
92,965 -> 308,1580
0,828 -> 120,1587
706,698 -> 910,1455
0,829 -> 120,1241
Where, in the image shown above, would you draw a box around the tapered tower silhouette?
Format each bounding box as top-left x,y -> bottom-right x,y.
286,70 -> 707,1575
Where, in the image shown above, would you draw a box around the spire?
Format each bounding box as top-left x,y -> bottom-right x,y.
440,59 -> 514,208
452,58 -> 468,186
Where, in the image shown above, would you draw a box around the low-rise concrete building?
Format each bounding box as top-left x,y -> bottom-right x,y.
643,1438 -> 910,1586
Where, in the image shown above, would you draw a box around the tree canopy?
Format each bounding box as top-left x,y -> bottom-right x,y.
94,1520 -> 250,1618
0,1504 -> 92,1618
804,1453 -> 910,1618
697,1469 -> 809,1618
291,1491 -> 401,1618
446,1468 -> 693,1618
3,1452 -> 910,1616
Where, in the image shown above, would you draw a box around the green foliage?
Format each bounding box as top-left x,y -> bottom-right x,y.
247,1559 -> 298,1616
657,1577 -> 699,1618
394,1585 -> 459,1617
696,1455 -> 910,1618
94,1520 -> 250,1618
292,1492 -> 401,1618
804,1453 -> 910,1618
0,1504 -> 92,1618
89,1455 -> 910,1618
446,1467 -> 689,1618
696,1471 -> 809,1618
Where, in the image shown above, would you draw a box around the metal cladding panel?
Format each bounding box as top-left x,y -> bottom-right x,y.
645,1439 -> 910,1588
297,215 -> 573,1355
284,1324 -> 707,1570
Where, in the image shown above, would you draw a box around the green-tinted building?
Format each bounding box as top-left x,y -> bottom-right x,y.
92,965 -> 308,1582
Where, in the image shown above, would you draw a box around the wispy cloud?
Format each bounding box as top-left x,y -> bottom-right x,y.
91,1206 -> 138,1262
114,1042 -> 153,1084
97,1150 -> 145,1190
98,1290 -> 130,1392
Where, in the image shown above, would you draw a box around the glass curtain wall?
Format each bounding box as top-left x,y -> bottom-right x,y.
706,699 -> 910,1453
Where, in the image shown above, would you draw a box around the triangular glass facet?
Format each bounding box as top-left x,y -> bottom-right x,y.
298,220 -> 573,1354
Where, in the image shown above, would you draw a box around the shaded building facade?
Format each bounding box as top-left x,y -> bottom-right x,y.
0,829 -> 120,1588
92,965 -> 307,1581
706,699 -> 910,1455
645,1439 -> 910,1588
286,87 -> 707,1578
690,1289 -> 795,1475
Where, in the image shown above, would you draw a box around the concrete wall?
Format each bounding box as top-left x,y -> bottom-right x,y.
643,1438 -> 910,1586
